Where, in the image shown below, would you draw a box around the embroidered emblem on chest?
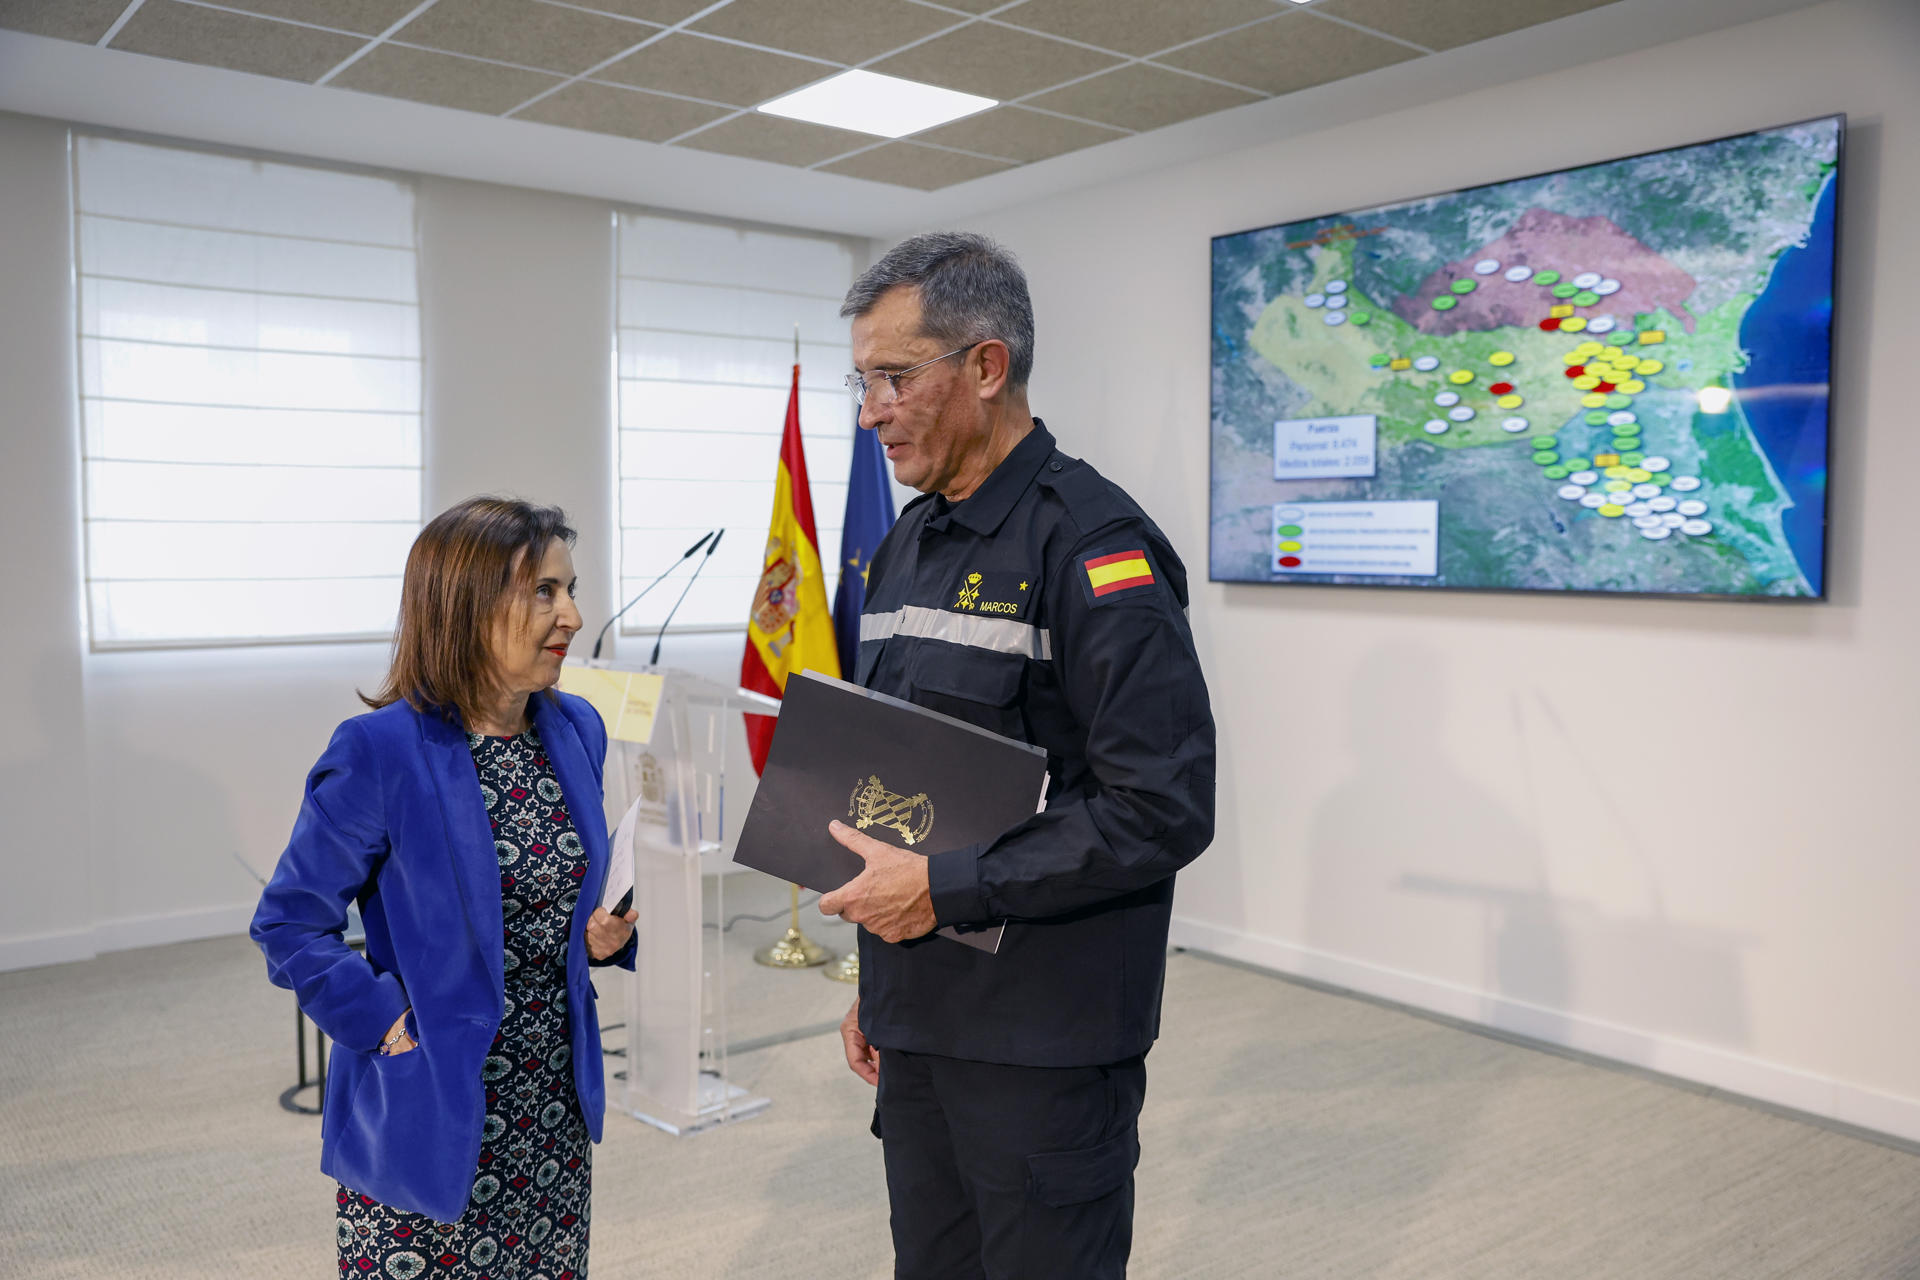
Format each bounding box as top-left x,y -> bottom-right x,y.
949,570 -> 1034,619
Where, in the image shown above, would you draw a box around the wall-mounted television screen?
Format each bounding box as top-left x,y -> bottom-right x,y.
1208,115 -> 1840,599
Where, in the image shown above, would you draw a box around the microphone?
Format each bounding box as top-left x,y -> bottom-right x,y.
650,527 -> 724,666
590,530 -> 714,660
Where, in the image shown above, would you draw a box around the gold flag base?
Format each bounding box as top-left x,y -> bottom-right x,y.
824,950 -> 859,984
754,925 -> 832,968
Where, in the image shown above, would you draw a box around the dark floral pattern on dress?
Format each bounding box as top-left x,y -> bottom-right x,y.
337,725 -> 593,1279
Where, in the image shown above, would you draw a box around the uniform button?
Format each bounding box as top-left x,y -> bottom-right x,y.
1049,462 -> 1062,472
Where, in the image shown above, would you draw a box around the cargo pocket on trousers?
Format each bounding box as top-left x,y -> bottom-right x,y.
1025,1128 -> 1139,1208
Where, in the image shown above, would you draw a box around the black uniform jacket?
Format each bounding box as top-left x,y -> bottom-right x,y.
854,420 -> 1216,1068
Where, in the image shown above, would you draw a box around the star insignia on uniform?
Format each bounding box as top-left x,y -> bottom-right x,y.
1019,581 -> 1028,591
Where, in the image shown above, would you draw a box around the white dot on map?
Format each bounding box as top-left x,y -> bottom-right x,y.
1670,476 -> 1702,492
1580,493 -> 1608,509
1640,455 -> 1671,472
1448,406 -> 1475,422
1587,316 -> 1618,334
1569,470 -> 1598,485
1662,512 -> 1687,528
1634,514 -> 1663,528
1558,485 -> 1586,500
1502,417 -> 1530,432
1648,496 -> 1677,512
1326,294 -> 1348,309
1434,391 -> 1460,407
1324,311 -> 1347,326
1326,280 -> 1348,294
1504,265 -> 1533,282
1682,519 -> 1713,536
1677,499 -> 1708,517
1305,293 -> 1326,308
1573,272 -> 1602,289
1641,525 -> 1672,540
1626,502 -> 1653,518
1595,279 -> 1622,295
1414,356 -> 1441,372
1632,483 -> 1662,500
1424,420 -> 1450,434
1608,411 -> 1637,427
1475,259 -> 1501,275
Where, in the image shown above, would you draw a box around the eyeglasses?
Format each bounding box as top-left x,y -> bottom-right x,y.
845,342 -> 982,406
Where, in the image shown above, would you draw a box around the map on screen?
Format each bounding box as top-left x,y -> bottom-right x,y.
1209,116 -> 1840,599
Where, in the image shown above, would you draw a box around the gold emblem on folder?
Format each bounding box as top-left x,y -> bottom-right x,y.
848,775 -> 935,845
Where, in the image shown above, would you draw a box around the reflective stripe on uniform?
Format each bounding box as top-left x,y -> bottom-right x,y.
860,604 -> 1052,661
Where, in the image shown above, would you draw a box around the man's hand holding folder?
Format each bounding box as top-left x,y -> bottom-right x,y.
817,819 -> 937,943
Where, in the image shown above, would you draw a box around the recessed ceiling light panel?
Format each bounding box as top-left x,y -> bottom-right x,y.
757,70 -> 996,140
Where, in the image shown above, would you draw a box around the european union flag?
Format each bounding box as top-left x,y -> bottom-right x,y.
832,422 -> 897,677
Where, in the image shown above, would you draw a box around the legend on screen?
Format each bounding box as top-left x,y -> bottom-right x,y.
1273,413 -> 1377,480
1272,500 -> 1440,576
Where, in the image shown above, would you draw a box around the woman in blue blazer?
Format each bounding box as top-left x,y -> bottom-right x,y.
252,496 -> 637,1278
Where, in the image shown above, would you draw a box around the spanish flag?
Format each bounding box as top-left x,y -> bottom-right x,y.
740,363 -> 841,774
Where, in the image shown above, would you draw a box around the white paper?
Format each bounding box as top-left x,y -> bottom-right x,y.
602,794 -> 643,912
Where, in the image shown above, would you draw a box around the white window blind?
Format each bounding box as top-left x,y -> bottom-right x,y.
615,212 -> 857,634
74,135 -> 422,649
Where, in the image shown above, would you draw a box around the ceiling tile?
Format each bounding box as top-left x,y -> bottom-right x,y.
1024,63 -> 1259,133
561,0 -> 712,22
108,1 -> 365,82
391,0 -> 653,75
516,80 -> 729,140
910,104 -> 1126,163
673,112 -> 874,167
1315,0 -> 1622,52
688,0 -> 954,66
867,20 -> 1121,102
331,42 -> 564,113
996,0 -> 1282,59
211,0 -> 424,37
1156,10 -> 1419,96
0,0 -> 135,44
595,32 -> 830,107
820,142 -> 1013,190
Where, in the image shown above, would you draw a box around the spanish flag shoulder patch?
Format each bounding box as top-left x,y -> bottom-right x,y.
1083,548 -> 1156,600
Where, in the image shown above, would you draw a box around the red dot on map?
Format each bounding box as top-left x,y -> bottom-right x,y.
1596,381 -> 1616,393
1489,382 -> 1514,395
1539,318 -> 1561,331
1278,556 -> 1302,568
1563,366 -> 1584,379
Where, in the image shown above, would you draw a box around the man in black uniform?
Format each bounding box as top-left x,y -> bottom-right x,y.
817,232 -> 1215,1279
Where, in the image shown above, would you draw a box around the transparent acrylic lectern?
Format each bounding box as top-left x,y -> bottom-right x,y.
592,663 -> 781,1136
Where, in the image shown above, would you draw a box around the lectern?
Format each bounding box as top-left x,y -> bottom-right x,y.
589,663 -> 780,1136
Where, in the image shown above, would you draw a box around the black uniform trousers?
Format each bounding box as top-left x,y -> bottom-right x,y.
874,1048 -> 1147,1280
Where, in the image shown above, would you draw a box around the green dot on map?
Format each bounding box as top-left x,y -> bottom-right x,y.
1585,411 -> 1611,425
1573,291 -> 1601,307
1622,452 -> 1646,466
1530,435 -> 1558,449
1563,456 -> 1590,470
1552,283 -> 1580,299
1611,438 -> 1640,453
1450,279 -> 1477,295
1606,393 -> 1633,409
1533,270 -> 1561,285
1544,466 -> 1570,480
1350,311 -> 1371,325
1533,451 -> 1559,466
1279,524 -> 1302,536
1369,353 -> 1389,366
1606,332 -> 1632,346
1432,296 -> 1457,311
1649,473 -> 1672,486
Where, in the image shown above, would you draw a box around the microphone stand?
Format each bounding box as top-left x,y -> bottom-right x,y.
590,530 -> 715,661
649,528 -> 724,667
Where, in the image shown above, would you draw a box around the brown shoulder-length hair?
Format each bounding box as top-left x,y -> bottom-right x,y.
362,496 -> 578,723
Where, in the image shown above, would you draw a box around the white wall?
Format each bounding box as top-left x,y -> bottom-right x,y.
944,0 -> 1920,1140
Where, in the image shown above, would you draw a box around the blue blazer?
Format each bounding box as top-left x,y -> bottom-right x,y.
250,690 -> 629,1224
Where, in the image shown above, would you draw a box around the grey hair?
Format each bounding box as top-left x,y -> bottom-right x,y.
840,231 -> 1035,388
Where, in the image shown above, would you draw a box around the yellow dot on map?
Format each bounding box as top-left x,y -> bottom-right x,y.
1605,481 -> 1632,493
1389,357 -> 1412,371
1572,375 -> 1600,390
1449,369 -> 1474,385
1563,351 -> 1587,366
1561,317 -> 1588,332
1581,392 -> 1609,408
1549,304 -> 1574,319
1598,504 -> 1625,517
1593,454 -> 1620,467
1620,379 -> 1646,395
1576,341 -> 1605,356
1638,330 -> 1666,345
1626,468 -> 1652,483
1636,359 -> 1664,375
1604,465 -> 1630,479
1489,351 -> 1515,366
1496,394 -> 1524,409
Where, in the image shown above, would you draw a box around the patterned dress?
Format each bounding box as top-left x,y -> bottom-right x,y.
337,725 -> 594,1280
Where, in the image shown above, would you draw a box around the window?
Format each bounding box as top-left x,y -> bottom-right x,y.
614,212 -> 858,635
74,135 -> 422,649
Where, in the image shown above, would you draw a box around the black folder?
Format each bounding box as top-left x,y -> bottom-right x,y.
733,669 -> 1049,953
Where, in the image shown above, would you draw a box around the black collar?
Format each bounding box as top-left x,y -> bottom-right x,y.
924,419 -> 1055,539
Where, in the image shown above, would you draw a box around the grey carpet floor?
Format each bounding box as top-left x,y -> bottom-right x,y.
4,889 -> 1919,1278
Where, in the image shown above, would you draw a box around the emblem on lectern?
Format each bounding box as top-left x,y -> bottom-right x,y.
848,775 -> 935,846
635,751 -> 668,827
